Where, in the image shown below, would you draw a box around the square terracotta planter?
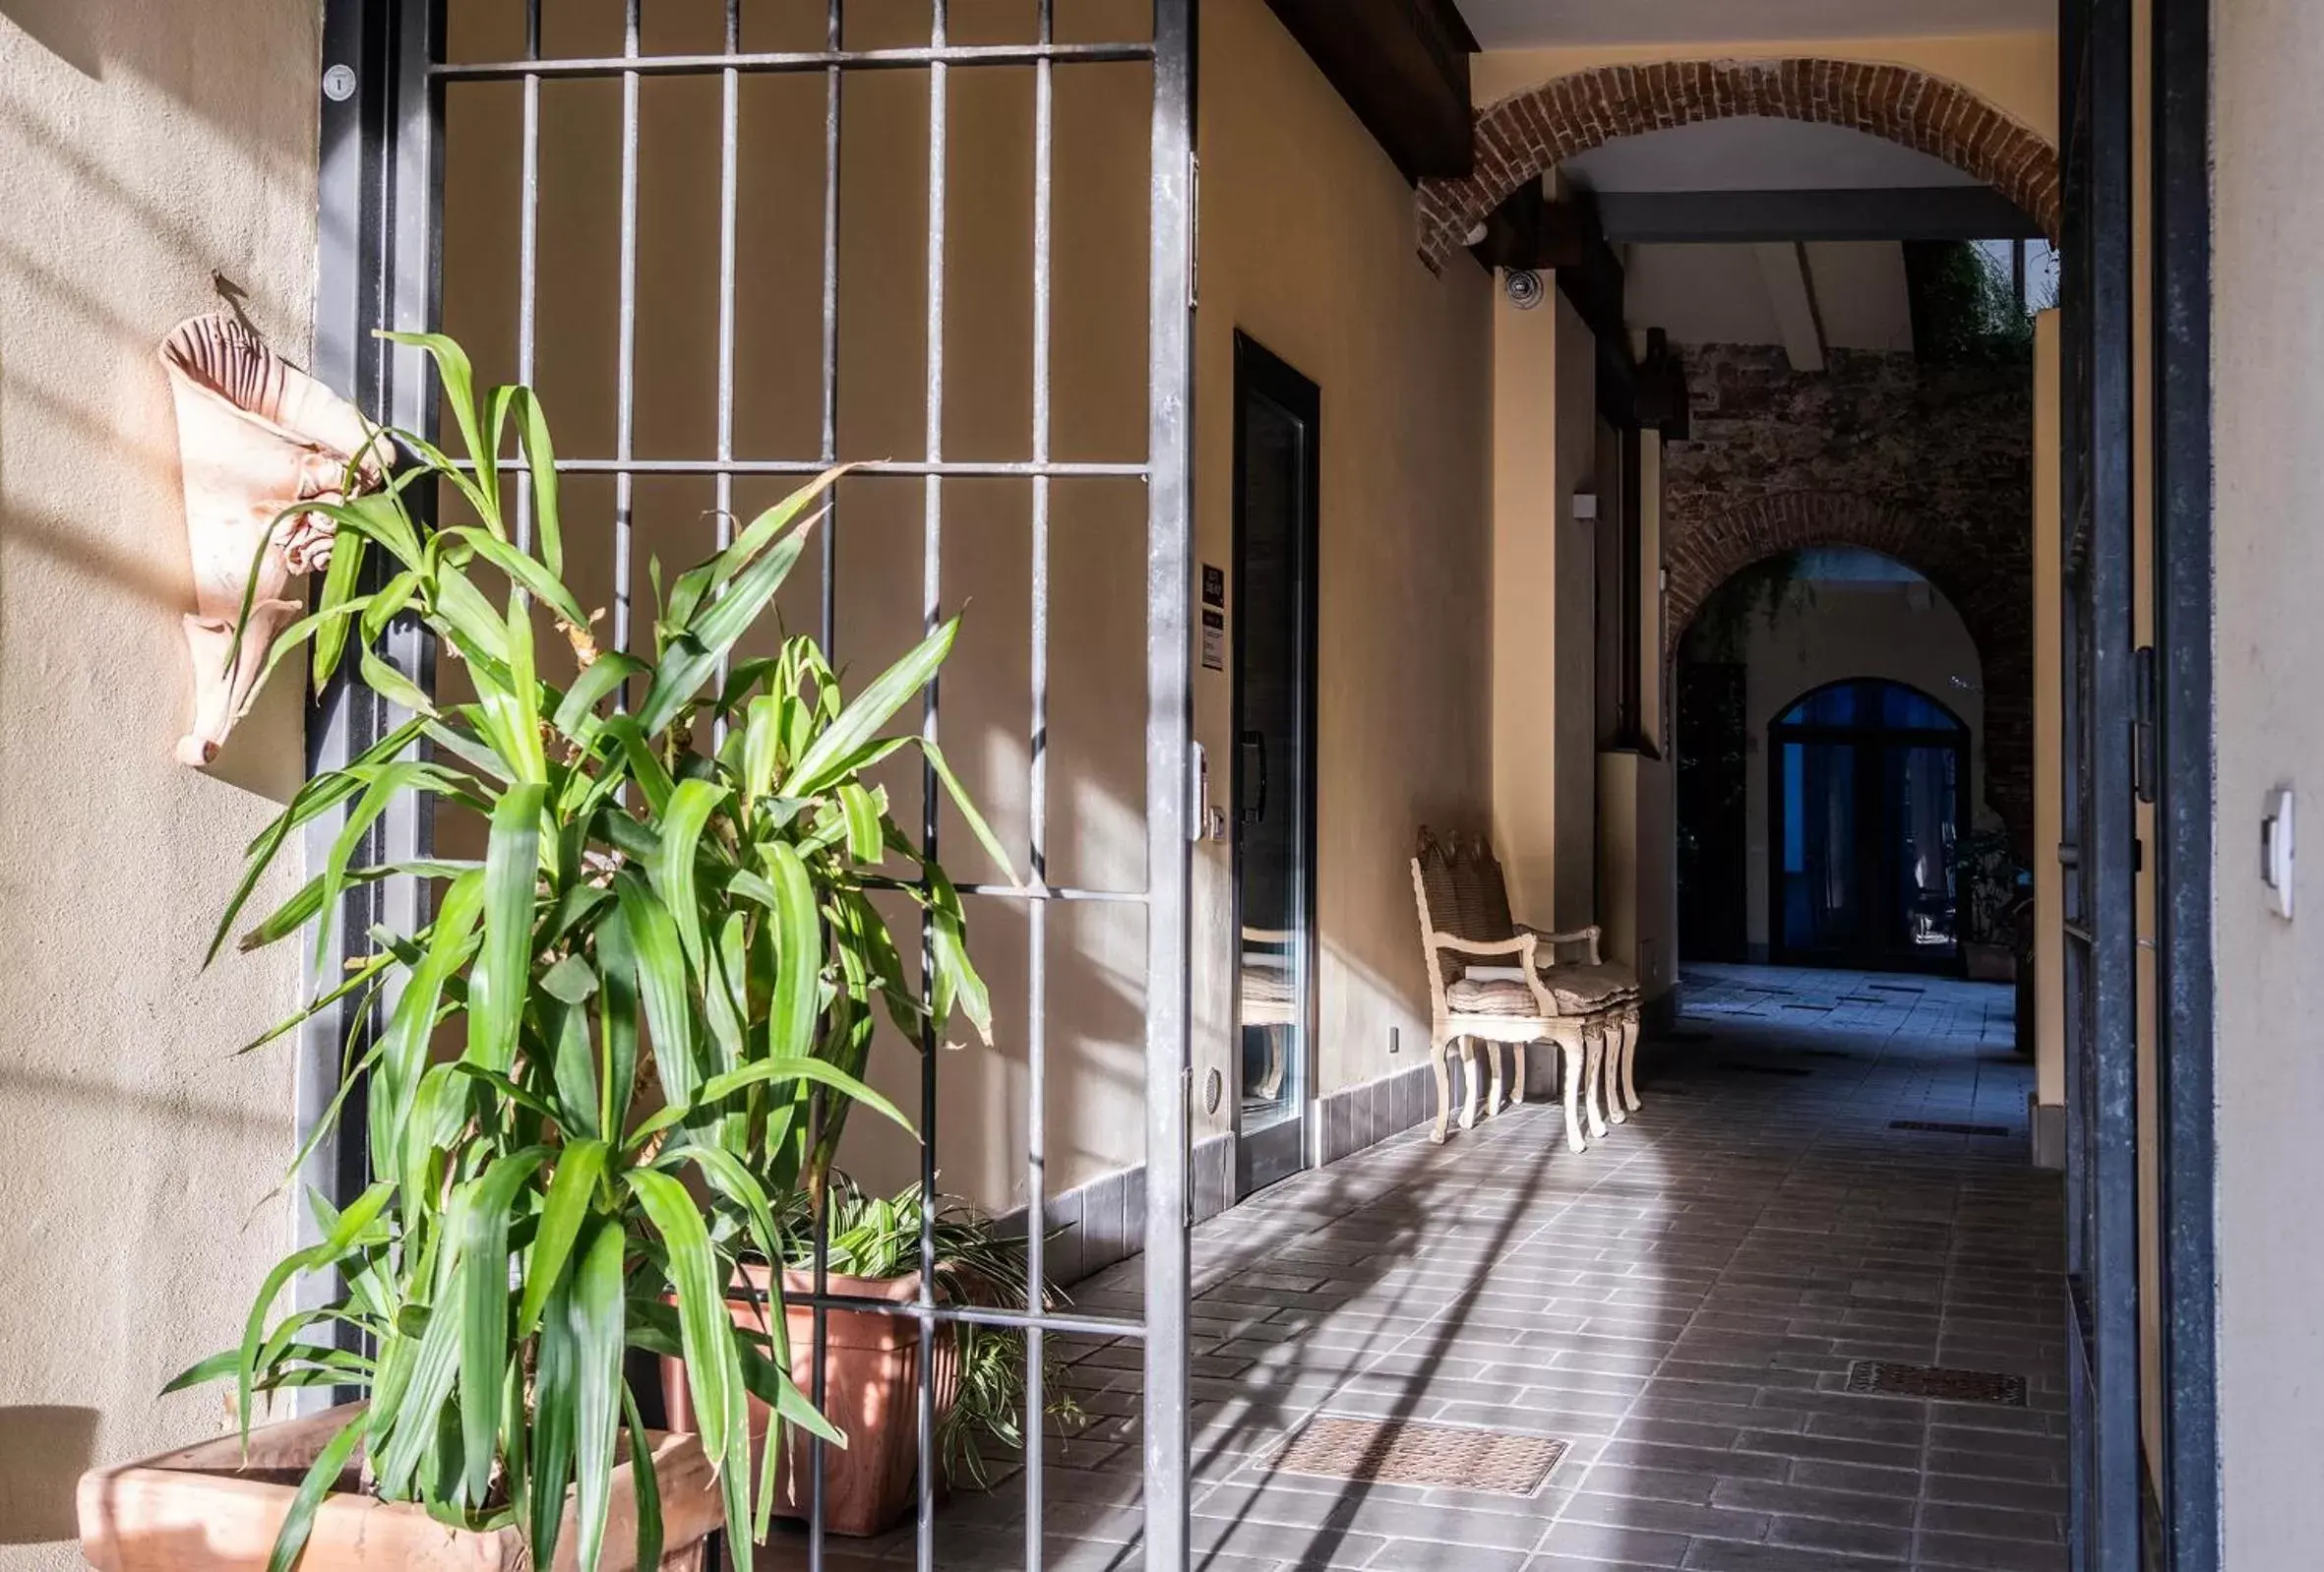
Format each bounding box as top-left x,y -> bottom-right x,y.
660,1266 -> 958,1540
77,1403 -> 723,1572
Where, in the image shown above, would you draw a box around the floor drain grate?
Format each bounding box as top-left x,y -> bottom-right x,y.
1890,1119 -> 2011,1137
1264,1417 -> 1568,1495
1716,1060 -> 1814,1077
1866,983 -> 1926,994
1846,1360 -> 2028,1406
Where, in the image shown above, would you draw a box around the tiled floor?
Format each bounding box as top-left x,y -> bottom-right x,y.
792,964 -> 2066,1571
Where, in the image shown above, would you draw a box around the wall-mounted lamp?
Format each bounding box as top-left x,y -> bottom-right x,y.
160,314 -> 387,766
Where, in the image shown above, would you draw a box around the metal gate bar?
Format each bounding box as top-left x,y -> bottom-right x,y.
314,1 -> 1196,1567
2059,0 -> 2142,1564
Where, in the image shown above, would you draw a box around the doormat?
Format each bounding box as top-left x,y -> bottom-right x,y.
1889,1119 -> 2011,1137
1845,1360 -> 2028,1407
1263,1417 -> 1567,1496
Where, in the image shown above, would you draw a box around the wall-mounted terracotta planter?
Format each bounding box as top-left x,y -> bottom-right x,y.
660,1266 -> 959,1539
77,1403 -> 722,1572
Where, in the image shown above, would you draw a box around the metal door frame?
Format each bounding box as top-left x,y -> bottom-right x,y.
1227,331 -> 1321,1199
306,4 -> 1200,1567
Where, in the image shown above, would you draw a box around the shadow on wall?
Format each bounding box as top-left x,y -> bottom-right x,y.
0,1404 -> 97,1542
0,0 -> 101,78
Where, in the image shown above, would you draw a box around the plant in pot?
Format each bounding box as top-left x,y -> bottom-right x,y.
1958,826 -> 2029,982
78,333 -> 1009,1572
660,1177 -> 1086,1537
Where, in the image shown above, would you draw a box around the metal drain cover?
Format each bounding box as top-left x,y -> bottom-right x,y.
1890,1119 -> 2011,1137
1265,1417 -> 1568,1495
1846,1360 -> 2028,1406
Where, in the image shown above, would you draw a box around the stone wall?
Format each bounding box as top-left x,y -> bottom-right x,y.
1662,343 -> 2035,847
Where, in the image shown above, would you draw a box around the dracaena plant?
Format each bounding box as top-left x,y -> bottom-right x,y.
171,332 -> 1009,1572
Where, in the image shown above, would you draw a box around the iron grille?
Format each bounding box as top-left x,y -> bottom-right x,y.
309,2 -> 1198,1568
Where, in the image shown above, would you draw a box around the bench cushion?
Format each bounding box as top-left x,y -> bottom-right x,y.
1445,978 -> 1542,1018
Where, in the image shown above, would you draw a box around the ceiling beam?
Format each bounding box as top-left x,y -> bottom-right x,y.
1262,0 -> 1479,182
1594,186 -> 2047,244
1754,241 -> 1828,373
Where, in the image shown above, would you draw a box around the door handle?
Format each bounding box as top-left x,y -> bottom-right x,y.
1240,730 -> 1268,824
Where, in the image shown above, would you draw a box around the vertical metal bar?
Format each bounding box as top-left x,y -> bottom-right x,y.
711,0 -> 741,733
1023,3 -> 1056,1566
820,0 -> 843,650
306,0 -> 444,1409
2082,0 -> 2142,1563
916,6 -> 949,1567
612,0 -> 642,658
807,5 -> 843,1563
2152,0 -> 2220,1559
1143,2 -> 1197,1567
514,0 -> 542,551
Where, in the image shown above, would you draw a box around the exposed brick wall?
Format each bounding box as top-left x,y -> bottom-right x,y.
1416,58 -> 2059,272
1661,344 -> 2035,851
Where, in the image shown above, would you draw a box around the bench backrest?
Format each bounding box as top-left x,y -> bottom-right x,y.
1411,829 -> 1519,1013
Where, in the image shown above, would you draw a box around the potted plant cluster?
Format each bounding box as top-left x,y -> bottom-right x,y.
661,1177 -> 1084,1537
1958,827 -> 2029,983
77,333 -> 1011,1572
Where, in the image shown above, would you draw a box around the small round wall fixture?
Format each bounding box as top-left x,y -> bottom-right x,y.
1504,269 -> 1545,310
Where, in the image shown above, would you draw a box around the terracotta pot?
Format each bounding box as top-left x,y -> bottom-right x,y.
77,1403 -> 722,1572
660,1265 -> 959,1539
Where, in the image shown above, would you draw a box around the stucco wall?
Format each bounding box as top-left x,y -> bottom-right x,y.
0,3 -> 317,1561
2211,0 -> 2324,1558
1193,0 -> 1495,1119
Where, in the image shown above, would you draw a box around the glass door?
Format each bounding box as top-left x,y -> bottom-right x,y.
1231,334 -> 1319,1198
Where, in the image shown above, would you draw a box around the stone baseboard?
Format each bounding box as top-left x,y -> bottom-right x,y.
2030,1096 -> 2066,1170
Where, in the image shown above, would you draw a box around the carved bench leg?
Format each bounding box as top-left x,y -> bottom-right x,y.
1584,1018 -> 1611,1140
1606,1010 -> 1630,1126
1459,1038 -> 1485,1130
1554,1021 -> 1587,1154
1430,1032 -> 1454,1144
1509,1041 -> 1526,1108
1485,1037 -> 1506,1119
1620,1004 -> 1642,1114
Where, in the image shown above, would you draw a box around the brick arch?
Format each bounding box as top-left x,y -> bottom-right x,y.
1665,491 -> 2034,853
1416,58 -> 2059,272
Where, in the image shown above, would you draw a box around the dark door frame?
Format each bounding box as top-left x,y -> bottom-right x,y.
1764,680 -> 1973,974
1228,330 -> 1323,1198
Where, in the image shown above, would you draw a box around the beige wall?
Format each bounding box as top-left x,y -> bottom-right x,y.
1472,31 -> 2057,143
1193,0 -> 1495,1113
2214,0 -> 2324,1558
0,2 -> 317,1561
1732,577 -> 1988,952
1491,288 -> 1600,932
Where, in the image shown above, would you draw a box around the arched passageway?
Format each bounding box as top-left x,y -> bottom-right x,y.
1415,56 -> 2059,270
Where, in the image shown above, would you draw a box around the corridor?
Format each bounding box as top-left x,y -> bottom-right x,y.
824,966 -> 2065,1570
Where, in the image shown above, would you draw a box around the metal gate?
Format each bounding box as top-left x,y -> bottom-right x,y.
2057,0 -> 2142,1563
304,2 -> 1199,1566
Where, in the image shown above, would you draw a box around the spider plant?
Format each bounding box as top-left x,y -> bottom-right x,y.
773,1178 -> 1085,1488
168,332 -> 1009,1572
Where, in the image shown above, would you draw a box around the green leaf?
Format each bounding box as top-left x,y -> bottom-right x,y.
628,1168 -> 748,1544
443,526 -> 589,629
921,737 -> 1018,886
635,519 -> 817,736
650,778 -> 727,975
836,782 -> 886,865
235,1180 -> 394,1442
569,1220 -> 629,1572
666,467 -> 844,631
785,617 -> 958,796
518,1138 -> 608,1338
625,1054 -> 914,1152
262,1410 -> 369,1572
358,643 -> 438,719
380,331 -> 488,509
459,1147 -> 551,1504
374,870 -> 484,1162
528,1272 -> 578,1570
311,526 -> 371,687
466,782 -> 546,1073
612,872 -> 699,1109
621,1387 -> 665,1572
511,386 -> 565,575
763,842 -> 821,1063
551,652 -> 647,742
595,896 -> 642,1138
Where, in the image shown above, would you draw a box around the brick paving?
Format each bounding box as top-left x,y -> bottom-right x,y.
787,964 -> 2064,1570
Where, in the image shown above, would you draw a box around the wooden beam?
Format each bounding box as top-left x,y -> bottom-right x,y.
1595,185 -> 2046,244
1754,241 -> 1828,373
1262,0 -> 1478,182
